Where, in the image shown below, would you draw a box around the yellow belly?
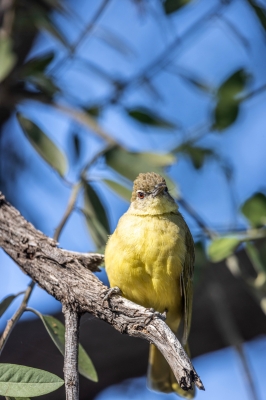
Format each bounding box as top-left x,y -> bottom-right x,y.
105,212 -> 187,331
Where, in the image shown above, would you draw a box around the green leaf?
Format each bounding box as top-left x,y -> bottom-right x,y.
208,237 -> 241,262
163,0 -> 192,14
6,397 -> 31,400
0,295 -> 16,318
0,37 -> 16,82
213,69 -> 249,131
241,192 -> 266,227
104,179 -> 132,202
126,107 -> 175,129
0,363 -> 64,397
245,242 -> 266,273
105,147 -> 178,197
21,53 -> 54,77
214,101 -> 239,131
83,182 -> 110,249
30,312 -> 98,382
0,291 -> 25,318
27,74 -> 59,97
17,114 -> 67,177
248,0 -> 266,30
176,145 -> 215,169
84,105 -> 102,118
72,133 -> 81,161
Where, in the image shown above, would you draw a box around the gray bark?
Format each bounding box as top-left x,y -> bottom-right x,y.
63,305 -> 80,400
0,192 -> 204,392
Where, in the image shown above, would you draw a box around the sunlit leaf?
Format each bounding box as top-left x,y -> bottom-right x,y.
83,182 -> 110,249
126,107 -> 175,129
176,145 -> 215,169
208,237 -> 241,262
213,69 -> 249,131
0,295 -> 16,318
17,114 -> 67,177
105,147 -> 178,197
0,37 -> 16,82
163,0 -> 192,14
29,311 -> 98,382
104,179 -> 132,202
241,192 -> 266,227
0,364 -> 64,397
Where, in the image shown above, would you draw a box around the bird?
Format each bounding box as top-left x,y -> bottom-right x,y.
105,172 -> 195,398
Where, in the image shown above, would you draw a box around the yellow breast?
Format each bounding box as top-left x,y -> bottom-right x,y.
105,212 -> 187,330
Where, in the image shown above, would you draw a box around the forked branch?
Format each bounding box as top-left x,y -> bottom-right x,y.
0,192 -> 204,392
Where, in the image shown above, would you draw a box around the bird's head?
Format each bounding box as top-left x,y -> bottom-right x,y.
128,172 -> 178,216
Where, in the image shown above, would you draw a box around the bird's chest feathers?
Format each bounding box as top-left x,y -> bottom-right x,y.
105,213 -> 186,311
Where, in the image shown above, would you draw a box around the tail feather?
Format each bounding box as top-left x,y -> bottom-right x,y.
147,344 -> 195,398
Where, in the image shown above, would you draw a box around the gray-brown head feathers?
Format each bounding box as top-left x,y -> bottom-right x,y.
131,172 -> 167,202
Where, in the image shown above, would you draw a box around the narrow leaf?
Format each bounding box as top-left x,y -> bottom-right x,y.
248,0 -> 266,30
0,295 -> 16,318
29,311 -> 98,382
21,53 -> 54,77
6,397 -> 31,400
17,114 -> 67,177
126,107 -> 175,129
213,69 -> 249,131
104,179 -> 132,202
0,37 -> 16,82
0,363 -> 64,397
241,192 -> 266,227
208,237 -> 241,262
163,0 -> 192,14
83,182 -> 110,249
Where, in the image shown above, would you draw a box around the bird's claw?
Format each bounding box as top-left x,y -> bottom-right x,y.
148,308 -> 167,321
102,286 -> 121,305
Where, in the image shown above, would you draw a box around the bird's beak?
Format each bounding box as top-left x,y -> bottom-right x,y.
152,184 -> 167,197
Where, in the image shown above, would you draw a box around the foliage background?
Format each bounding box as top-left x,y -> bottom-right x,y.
1,0 -> 266,399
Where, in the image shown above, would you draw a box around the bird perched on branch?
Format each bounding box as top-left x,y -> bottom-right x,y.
105,172 -> 195,398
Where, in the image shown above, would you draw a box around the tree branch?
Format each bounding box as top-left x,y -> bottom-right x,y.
0,280 -> 34,355
0,192 -> 204,392
63,305 -> 80,400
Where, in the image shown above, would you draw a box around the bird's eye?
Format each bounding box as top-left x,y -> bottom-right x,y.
137,191 -> 145,199
165,187 -> 168,192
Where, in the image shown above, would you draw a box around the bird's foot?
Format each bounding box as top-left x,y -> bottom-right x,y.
102,286 -> 121,305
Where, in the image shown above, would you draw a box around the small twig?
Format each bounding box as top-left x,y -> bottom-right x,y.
63,305 -> 80,400
0,281 -> 35,355
54,182 -> 82,242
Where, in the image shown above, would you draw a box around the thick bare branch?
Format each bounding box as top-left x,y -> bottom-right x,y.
0,192 -> 204,392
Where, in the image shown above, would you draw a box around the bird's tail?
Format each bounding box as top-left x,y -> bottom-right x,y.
147,343 -> 195,398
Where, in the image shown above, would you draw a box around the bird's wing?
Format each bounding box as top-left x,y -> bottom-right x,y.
181,222 -> 195,345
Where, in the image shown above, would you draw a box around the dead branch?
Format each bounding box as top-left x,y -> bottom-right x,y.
0,192 -> 204,392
